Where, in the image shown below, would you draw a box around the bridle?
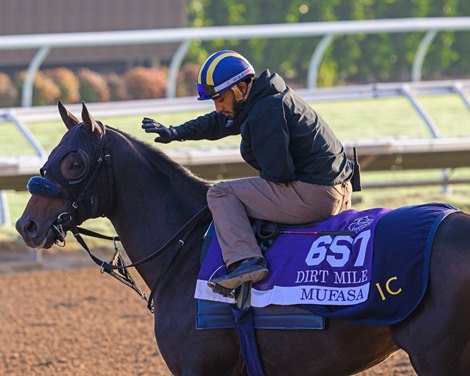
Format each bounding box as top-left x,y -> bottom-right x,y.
28,123 -> 211,312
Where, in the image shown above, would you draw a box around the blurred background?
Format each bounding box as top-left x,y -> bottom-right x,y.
1,0 -> 470,104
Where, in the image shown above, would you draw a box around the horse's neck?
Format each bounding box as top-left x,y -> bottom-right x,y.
106,130 -> 209,286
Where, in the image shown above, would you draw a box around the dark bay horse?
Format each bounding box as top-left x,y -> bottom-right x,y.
16,102 -> 470,375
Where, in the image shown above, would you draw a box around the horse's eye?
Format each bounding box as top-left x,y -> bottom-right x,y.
60,151 -> 88,182
71,161 -> 82,170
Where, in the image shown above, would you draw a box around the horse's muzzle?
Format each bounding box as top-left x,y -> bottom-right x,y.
16,215 -> 63,249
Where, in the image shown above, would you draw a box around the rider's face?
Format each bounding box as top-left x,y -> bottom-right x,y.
213,86 -> 244,119
213,89 -> 237,119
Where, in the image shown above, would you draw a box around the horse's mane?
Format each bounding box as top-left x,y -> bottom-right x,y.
107,126 -> 210,191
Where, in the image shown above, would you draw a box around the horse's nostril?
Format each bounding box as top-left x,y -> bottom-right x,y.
16,217 -> 39,239
24,219 -> 38,236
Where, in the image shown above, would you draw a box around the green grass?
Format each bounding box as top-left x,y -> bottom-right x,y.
0,122 -> 39,156
313,94 -> 470,140
2,93 -> 470,249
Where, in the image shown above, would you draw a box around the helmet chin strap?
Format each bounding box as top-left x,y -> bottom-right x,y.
231,78 -> 254,103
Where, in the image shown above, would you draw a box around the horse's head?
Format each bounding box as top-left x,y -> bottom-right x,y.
16,101 -> 110,249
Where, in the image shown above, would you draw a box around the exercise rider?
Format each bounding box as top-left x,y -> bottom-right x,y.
142,50 -> 354,296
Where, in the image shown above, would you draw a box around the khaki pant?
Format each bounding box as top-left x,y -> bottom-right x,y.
207,177 -> 352,267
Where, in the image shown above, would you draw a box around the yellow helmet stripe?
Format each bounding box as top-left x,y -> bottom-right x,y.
197,54 -> 213,84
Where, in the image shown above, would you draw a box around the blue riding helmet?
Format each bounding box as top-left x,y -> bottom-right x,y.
196,50 -> 255,101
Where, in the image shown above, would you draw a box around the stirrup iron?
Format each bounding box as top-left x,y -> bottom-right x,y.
207,280 -> 236,299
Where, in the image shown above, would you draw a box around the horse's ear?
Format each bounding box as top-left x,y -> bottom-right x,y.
81,102 -> 103,137
58,101 -> 80,129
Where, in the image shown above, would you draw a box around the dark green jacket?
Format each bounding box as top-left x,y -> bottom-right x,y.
174,70 -> 353,185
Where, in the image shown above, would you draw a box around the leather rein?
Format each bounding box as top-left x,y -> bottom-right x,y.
44,124 -> 210,312
68,206 -> 209,313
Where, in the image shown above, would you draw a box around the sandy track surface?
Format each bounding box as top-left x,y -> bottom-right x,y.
0,253 -> 416,375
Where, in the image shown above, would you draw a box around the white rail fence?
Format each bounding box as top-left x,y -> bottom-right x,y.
1,17 -> 470,106
1,79 -> 470,191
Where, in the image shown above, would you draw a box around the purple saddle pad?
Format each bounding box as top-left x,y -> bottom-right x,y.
195,203 -> 459,325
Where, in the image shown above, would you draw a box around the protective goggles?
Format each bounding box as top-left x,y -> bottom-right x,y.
196,83 -> 218,100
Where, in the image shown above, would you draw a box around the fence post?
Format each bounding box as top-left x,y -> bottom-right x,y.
167,39 -> 191,98
412,30 -> 438,82
21,46 -> 50,107
0,191 -> 10,226
307,33 -> 334,89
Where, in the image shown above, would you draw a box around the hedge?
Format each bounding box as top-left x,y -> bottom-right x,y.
0,72 -> 19,107
0,65 -> 198,108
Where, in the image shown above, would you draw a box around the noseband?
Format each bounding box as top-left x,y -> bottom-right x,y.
27,176 -> 63,198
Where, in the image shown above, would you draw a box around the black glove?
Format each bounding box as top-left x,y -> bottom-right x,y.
141,117 -> 178,144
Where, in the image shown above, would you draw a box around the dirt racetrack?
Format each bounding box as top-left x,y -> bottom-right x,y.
0,250 -> 417,375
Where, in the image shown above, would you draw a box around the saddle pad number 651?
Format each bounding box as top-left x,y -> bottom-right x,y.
196,208 -> 390,307
285,229 -> 372,306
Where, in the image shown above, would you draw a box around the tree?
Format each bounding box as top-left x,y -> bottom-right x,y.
187,0 -> 470,86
